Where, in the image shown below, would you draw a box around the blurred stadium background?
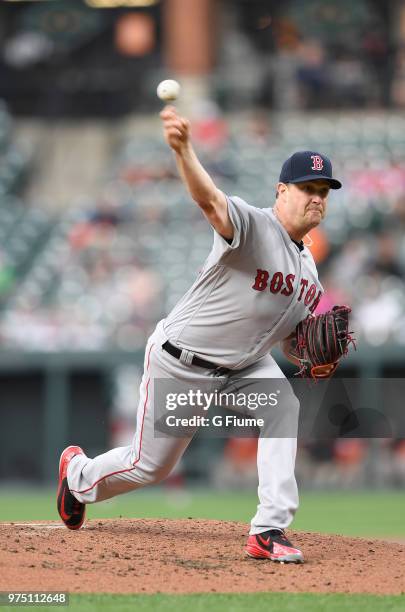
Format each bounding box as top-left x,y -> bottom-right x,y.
0,0 -> 404,516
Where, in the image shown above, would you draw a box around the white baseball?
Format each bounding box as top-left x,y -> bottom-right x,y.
157,79 -> 181,102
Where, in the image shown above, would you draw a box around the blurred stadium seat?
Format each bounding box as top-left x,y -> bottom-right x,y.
0,107 -> 404,353
0,0 -> 404,486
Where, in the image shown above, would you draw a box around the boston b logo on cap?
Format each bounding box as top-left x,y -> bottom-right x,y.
279,151 -> 342,189
311,155 -> 324,171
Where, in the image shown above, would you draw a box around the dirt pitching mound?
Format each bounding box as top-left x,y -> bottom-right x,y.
1,519 -> 404,595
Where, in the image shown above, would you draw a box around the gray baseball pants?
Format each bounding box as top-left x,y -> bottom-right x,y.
67,320 -> 300,534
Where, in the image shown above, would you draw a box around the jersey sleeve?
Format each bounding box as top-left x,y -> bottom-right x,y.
211,195 -> 253,257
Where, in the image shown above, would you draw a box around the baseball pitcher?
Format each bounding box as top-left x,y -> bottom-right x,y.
57,106 -> 352,564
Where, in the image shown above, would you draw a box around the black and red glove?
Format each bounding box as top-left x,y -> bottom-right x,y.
289,305 -> 356,379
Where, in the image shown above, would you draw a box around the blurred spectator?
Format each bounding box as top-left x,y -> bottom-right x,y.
330,49 -> 371,108
361,25 -> 390,106
190,99 -> 229,150
328,238 -> 370,290
296,39 -> 330,109
391,440 -> 405,486
333,439 -> 368,487
298,439 -> 367,489
307,226 -> 330,266
391,46 -> 405,108
366,232 -> 403,279
267,17 -> 302,111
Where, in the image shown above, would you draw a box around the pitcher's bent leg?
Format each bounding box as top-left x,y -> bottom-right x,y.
67,436 -> 191,504
66,335 -> 193,504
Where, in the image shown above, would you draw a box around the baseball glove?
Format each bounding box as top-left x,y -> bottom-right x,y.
288,305 -> 355,379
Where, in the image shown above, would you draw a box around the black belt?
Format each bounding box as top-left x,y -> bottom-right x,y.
162,340 -> 231,375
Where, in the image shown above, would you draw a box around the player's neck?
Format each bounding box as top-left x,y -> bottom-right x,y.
273,206 -> 308,242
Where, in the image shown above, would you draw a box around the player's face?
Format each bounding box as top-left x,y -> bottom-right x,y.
292,180 -> 330,223
277,180 -> 330,236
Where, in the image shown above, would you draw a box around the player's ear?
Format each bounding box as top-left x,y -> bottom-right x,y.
277,182 -> 288,200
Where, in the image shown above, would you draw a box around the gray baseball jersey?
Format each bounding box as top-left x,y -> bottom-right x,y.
67,194 -> 320,536
164,195 -> 323,368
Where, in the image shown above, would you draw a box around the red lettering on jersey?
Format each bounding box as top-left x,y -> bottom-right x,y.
252,271 -> 320,308
270,271 -> 284,294
309,290 -> 322,313
305,283 -> 317,305
252,269 -> 269,291
281,273 -> 295,296
311,155 -> 324,171
298,278 -> 308,301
